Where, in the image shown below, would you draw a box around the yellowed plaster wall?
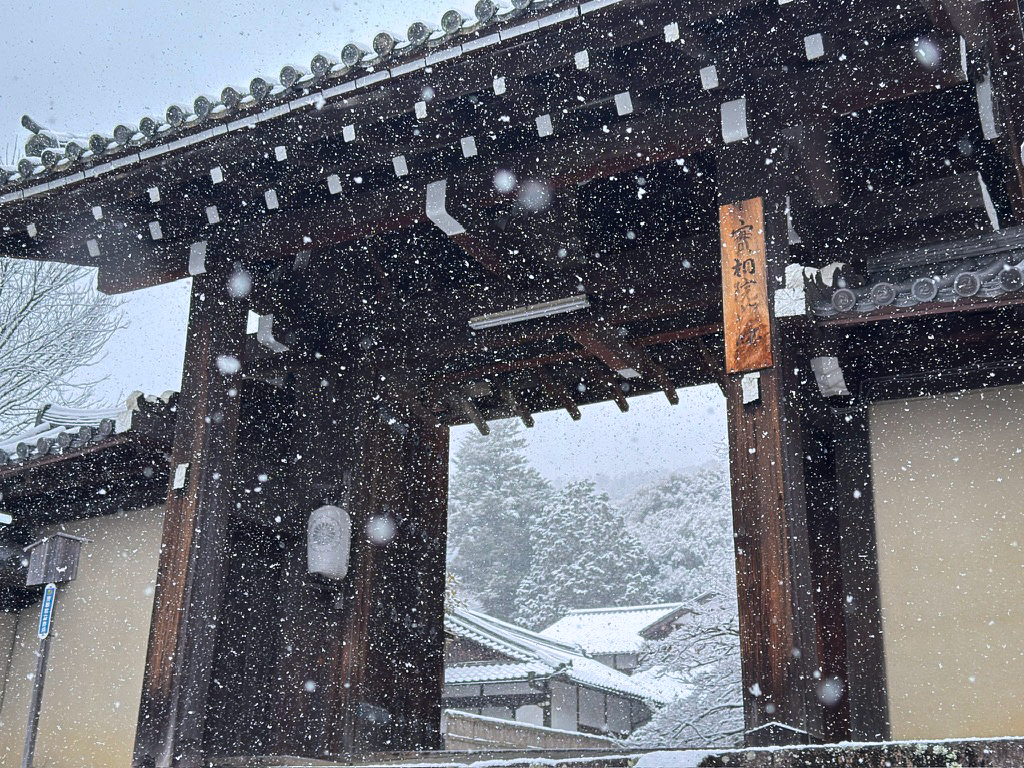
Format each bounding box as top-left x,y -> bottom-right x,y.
0,506 -> 164,768
871,385 -> 1024,740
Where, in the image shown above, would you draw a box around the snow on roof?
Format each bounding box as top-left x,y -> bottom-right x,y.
446,607 -> 668,705
4,0 -> 625,195
0,391 -> 176,467
539,603 -> 690,655
446,661 -> 550,684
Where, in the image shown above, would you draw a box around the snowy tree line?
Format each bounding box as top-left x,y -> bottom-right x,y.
447,420 -> 743,747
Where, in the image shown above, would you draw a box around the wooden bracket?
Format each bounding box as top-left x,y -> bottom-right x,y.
499,386 -> 535,428
611,379 -> 630,413
537,368 -> 582,421
695,337 -> 727,396
572,324 -> 678,404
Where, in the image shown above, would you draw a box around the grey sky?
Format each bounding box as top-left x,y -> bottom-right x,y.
2,0 -> 728,483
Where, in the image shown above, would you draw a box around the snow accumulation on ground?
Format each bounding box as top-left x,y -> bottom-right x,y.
630,751 -> 716,768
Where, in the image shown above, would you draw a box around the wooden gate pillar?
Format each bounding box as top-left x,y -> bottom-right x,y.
134,270 -> 249,768
274,363 -> 448,758
832,410 -> 890,740
718,151 -> 823,745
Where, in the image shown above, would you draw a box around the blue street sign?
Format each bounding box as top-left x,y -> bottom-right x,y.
37,583 -> 56,640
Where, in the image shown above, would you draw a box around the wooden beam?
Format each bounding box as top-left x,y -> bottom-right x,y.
272,365 -> 351,756
918,0 -> 987,45
572,325 -> 648,380
455,395 -> 490,435
500,385 -> 536,427
983,0 -> 1024,221
801,172 -> 997,247
537,367 -> 582,421
134,270 -> 248,768
725,329 -> 822,746
0,13 -> 969,269
611,379 -> 630,412
572,324 -> 680,404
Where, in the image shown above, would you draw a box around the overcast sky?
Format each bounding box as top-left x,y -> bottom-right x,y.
1,0 -> 728,484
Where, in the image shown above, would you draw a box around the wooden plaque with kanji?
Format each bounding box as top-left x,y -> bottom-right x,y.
720,197 -> 773,374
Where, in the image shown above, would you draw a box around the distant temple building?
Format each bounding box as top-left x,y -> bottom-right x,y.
443,606 -> 665,748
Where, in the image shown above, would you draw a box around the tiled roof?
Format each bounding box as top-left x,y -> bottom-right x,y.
445,607 -> 668,704
539,603 -> 689,655
448,606 -> 586,666
0,391 -> 176,467
446,661 -> 550,684
808,226 -> 1024,317
4,0 -> 621,193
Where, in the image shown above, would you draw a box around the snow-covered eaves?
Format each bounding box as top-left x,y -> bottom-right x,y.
0,391 -> 176,468
539,603 -> 689,655
447,606 -> 588,667
558,657 -> 671,705
2,0 -> 624,197
446,661 -> 550,684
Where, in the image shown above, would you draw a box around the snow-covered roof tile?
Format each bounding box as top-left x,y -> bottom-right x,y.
445,661 -> 550,684
539,603 -> 689,655
446,606 -> 587,666
560,657 -> 672,705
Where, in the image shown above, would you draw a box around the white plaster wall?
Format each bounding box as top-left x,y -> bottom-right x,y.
871,385 -> 1024,739
0,506 -> 165,767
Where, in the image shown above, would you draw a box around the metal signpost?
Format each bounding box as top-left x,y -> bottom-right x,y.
21,534 -> 87,768
22,583 -> 56,768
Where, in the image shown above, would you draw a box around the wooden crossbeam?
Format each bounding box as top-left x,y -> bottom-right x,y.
0,6 -> 963,273
499,385 -> 535,428
611,379 -> 630,412
805,172 -> 997,238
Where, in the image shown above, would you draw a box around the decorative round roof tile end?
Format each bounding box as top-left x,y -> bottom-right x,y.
166,104 -> 189,128
342,42 -> 368,68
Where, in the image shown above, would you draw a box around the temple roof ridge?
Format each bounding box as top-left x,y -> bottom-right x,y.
3,0 -> 619,192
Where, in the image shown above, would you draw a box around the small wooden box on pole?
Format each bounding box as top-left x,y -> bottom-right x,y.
24,533 -> 87,586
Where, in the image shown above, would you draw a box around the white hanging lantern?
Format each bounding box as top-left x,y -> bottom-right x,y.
307,503 -> 352,582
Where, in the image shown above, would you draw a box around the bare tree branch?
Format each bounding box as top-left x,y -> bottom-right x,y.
0,260 -> 124,437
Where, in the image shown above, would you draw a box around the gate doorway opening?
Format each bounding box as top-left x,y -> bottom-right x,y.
443,386 -> 742,749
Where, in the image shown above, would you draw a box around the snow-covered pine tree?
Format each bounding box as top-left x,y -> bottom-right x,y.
624,463 -> 734,601
447,419 -> 553,620
622,462 -> 744,748
514,479 -> 657,630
